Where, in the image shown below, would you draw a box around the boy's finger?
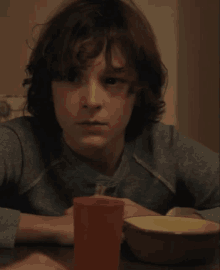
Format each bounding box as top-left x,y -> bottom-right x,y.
63,206 -> 74,215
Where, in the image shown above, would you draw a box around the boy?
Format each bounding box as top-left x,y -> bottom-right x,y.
0,0 -> 219,263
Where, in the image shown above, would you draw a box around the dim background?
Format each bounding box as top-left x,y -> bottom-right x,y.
0,0 -> 219,222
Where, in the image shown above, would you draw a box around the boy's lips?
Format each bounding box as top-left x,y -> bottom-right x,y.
79,124 -> 108,131
78,120 -> 108,125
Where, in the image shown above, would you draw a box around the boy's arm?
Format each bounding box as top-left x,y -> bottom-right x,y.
15,212 -> 74,246
15,213 -> 60,244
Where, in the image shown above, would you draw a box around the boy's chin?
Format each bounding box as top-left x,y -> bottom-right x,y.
78,136 -> 109,148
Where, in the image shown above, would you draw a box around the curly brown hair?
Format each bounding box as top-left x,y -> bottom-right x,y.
22,0 -> 168,142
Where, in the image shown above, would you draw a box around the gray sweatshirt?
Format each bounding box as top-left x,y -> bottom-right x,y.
0,116 -> 219,248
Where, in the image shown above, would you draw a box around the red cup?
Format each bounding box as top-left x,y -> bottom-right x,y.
73,196 -> 124,270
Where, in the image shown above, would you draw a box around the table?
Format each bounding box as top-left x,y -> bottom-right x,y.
0,241 -> 219,270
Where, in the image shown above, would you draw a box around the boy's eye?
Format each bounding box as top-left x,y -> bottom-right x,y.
105,78 -> 125,85
67,75 -> 126,86
67,73 -> 79,82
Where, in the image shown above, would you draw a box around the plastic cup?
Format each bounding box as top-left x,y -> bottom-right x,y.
73,196 -> 124,270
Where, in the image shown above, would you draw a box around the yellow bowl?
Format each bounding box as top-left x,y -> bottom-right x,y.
123,216 -> 220,265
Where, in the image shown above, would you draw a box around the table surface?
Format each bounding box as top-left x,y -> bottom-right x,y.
0,241 -> 219,270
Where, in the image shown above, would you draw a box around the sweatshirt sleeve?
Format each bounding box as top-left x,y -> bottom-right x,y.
0,126 -> 23,248
0,208 -> 21,248
173,127 -> 220,210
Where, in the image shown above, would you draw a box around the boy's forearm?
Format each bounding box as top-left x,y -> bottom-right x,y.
15,213 -> 60,244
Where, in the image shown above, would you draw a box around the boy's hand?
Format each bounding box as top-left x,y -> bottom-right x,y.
93,195 -> 161,241
92,194 -> 161,219
62,205 -> 126,244
53,214 -> 74,246
63,206 -> 74,216
92,195 -> 162,243
62,195 -> 133,244
166,207 -> 204,219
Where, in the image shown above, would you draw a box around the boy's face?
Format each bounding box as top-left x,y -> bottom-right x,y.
52,43 -> 138,159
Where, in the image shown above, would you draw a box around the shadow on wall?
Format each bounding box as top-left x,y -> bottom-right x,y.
0,97 -> 31,123
0,0 -> 10,18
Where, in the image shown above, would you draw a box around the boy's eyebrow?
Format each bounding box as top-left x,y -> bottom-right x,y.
103,66 -> 137,80
77,65 -> 137,79
113,67 -> 128,73
105,67 -> 129,74
77,65 -> 128,74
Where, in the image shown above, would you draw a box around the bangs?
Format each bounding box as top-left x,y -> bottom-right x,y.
48,26 -> 138,83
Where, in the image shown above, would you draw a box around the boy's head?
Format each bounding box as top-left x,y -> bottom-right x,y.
23,0 -> 168,143
52,40 -> 138,154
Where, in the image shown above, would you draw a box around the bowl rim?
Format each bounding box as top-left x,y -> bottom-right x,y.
124,215 -> 220,236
